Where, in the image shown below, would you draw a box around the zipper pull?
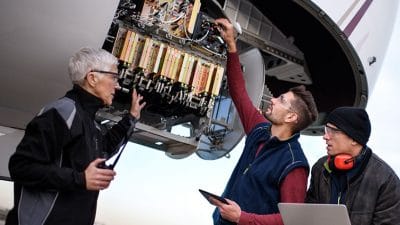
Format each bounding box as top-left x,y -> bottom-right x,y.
337,192 -> 342,204
243,164 -> 252,174
94,137 -> 99,152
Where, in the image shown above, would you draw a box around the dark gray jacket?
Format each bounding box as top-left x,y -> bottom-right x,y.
7,85 -> 135,225
306,148 -> 400,225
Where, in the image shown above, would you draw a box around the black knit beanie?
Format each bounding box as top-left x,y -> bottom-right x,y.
326,107 -> 371,146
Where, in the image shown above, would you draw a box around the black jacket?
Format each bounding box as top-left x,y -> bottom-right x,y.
306,147 -> 400,225
6,85 -> 135,225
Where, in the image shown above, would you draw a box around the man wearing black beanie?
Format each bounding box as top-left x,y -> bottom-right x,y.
306,106 -> 400,225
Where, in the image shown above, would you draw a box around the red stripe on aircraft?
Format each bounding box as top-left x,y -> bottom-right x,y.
344,0 -> 373,37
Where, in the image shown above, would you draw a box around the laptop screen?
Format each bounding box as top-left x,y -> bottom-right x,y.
278,203 -> 352,225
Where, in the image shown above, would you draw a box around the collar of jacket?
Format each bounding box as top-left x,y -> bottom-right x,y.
256,123 -> 300,147
323,147 -> 372,181
67,84 -> 104,118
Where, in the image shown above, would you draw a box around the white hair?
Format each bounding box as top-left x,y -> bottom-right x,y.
68,47 -> 118,85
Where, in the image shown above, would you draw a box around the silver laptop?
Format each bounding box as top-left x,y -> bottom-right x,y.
278,203 -> 352,225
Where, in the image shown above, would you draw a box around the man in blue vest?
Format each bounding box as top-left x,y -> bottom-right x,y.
210,18 -> 318,225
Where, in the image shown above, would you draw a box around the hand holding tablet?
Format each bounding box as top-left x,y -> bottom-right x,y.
199,189 -> 228,204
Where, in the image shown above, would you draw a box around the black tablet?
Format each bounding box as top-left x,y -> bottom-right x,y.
199,189 -> 228,204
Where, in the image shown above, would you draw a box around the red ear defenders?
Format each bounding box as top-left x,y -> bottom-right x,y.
327,154 -> 355,171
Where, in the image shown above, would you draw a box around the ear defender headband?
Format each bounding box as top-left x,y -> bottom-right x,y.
325,154 -> 355,172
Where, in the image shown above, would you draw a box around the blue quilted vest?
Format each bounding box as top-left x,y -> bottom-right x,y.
213,122 -> 309,225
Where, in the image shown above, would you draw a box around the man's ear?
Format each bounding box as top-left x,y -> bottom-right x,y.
286,111 -> 298,123
86,72 -> 98,86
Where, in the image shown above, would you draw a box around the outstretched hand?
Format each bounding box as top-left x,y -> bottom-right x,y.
130,89 -> 146,119
214,18 -> 237,53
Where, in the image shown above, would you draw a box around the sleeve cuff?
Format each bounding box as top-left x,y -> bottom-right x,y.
238,211 -> 251,225
75,171 -> 86,189
128,113 -> 138,123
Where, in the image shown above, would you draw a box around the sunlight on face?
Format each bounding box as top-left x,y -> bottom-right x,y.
92,65 -> 119,106
264,92 -> 295,124
323,123 -> 354,156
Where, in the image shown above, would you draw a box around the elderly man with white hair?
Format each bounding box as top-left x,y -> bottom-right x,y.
6,47 -> 145,225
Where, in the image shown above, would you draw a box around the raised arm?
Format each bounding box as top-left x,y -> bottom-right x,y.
215,18 -> 265,133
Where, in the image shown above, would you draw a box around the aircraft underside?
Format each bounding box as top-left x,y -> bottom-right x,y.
95,0 -> 366,160
0,0 -> 369,172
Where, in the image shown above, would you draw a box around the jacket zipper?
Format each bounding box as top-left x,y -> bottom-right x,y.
243,163 -> 252,174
